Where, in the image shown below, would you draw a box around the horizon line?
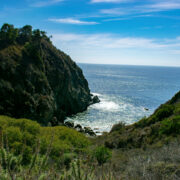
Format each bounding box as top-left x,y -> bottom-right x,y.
77,62 -> 180,68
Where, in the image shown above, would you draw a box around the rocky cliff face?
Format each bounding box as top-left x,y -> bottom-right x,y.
0,24 -> 93,125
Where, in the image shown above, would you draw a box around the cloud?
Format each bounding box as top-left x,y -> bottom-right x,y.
48,18 -> 99,25
91,0 -> 129,3
31,0 -> 63,7
51,32 -> 180,49
142,1 -> 180,13
100,1 -> 180,17
50,32 -> 180,66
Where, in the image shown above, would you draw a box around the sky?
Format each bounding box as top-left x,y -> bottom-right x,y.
1,0 -> 180,66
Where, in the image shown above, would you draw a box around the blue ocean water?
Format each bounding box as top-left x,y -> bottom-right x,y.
66,64 -> 180,133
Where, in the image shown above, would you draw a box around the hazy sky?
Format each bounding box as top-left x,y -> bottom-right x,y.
1,0 -> 180,66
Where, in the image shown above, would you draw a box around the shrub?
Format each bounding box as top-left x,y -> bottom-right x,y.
63,153 -> 75,169
160,116 -> 180,135
134,116 -> 147,128
0,115 -> 90,167
94,146 -> 112,166
155,105 -> 174,121
110,121 -> 125,132
142,105 -> 174,126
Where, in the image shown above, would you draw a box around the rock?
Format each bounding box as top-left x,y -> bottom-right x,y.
65,121 -> 74,128
75,124 -> 82,129
92,96 -> 100,103
88,95 -> 100,106
84,127 -> 96,136
95,131 -> 100,134
75,124 -> 84,132
144,108 -> 149,111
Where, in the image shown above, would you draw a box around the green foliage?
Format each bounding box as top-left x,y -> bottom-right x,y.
0,23 -> 51,49
17,25 -> 32,44
63,153 -> 75,169
135,104 -> 174,128
160,116 -> 180,135
0,118 -> 113,179
0,116 -> 90,165
0,147 -> 22,178
155,104 -> 174,121
94,146 -> 112,166
100,99 -> 180,151
0,23 -> 18,48
110,121 -> 125,132
134,116 -> 147,128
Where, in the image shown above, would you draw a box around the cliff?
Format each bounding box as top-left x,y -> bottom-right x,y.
0,23 -> 93,125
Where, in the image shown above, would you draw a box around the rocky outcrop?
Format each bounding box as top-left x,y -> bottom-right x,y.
0,24 -> 98,125
92,96 -> 100,104
64,122 -> 96,136
89,95 -> 100,105
65,121 -> 74,128
84,127 -> 96,136
75,124 -> 84,132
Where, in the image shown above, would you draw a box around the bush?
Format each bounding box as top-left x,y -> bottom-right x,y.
134,116 -> 147,128
143,105 -> 174,126
160,116 -> 180,135
155,105 -> 174,121
94,146 -> 112,166
0,115 -> 90,165
110,121 -> 125,132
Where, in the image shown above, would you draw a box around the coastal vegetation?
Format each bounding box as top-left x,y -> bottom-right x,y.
0,23 -> 92,125
1,23 -> 180,179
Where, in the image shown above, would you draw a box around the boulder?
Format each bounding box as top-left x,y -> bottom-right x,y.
65,121 -> 74,128
84,127 -> 96,136
75,124 -> 84,132
92,96 -> 100,104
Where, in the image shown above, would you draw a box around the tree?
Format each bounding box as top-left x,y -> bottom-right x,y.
17,25 -> 32,44
0,23 -> 18,48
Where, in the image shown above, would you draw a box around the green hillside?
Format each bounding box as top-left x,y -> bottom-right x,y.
99,90 -> 180,149
1,91 -> 180,179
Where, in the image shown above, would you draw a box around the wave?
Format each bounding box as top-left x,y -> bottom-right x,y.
90,93 -> 120,112
92,100 -> 120,112
66,92 -> 152,134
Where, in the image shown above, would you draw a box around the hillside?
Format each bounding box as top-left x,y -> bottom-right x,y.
1,91 -> 180,179
96,90 -> 180,149
0,24 -> 94,125
1,23 -> 180,180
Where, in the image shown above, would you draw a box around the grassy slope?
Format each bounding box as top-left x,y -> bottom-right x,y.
1,91 -> 180,179
95,91 -> 180,149
91,91 -> 180,179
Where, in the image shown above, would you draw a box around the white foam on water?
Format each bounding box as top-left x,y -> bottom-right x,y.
92,92 -> 102,97
92,100 -> 120,112
66,93 -> 152,135
91,94 -> 120,112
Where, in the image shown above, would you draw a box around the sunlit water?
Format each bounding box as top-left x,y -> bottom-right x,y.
66,64 -> 180,134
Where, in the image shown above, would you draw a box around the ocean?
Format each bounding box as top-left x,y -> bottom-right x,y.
66,64 -> 180,134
